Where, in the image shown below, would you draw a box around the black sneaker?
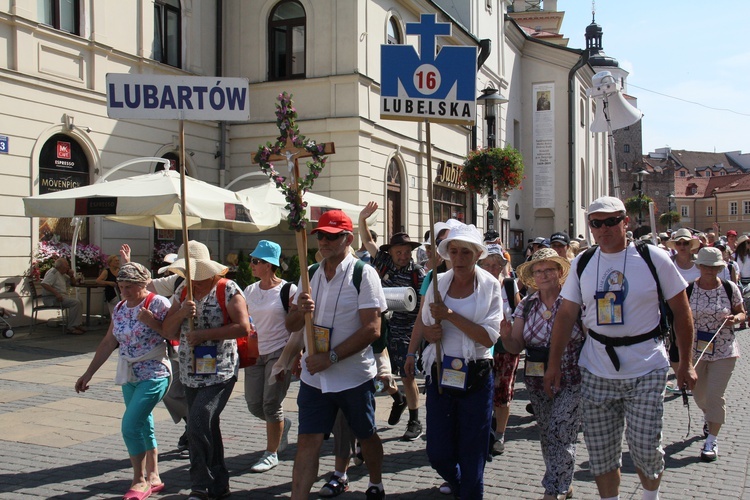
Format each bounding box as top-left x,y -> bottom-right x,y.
491,437 -> 505,456
387,395 -> 408,426
319,473 -> 349,498
526,402 -> 535,415
177,431 -> 189,452
402,419 -> 423,441
365,486 -> 386,500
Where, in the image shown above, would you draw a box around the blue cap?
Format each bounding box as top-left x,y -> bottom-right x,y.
250,240 -> 281,266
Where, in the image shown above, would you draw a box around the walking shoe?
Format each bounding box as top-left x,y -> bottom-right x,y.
700,440 -> 718,462
439,482 -> 453,495
526,402 -> 535,415
278,417 -> 292,453
401,419 -> 423,441
177,431 -> 189,452
387,394 -> 408,426
365,486 -> 386,500
318,473 -> 349,498
250,451 -> 279,473
491,436 -> 505,455
352,442 -> 364,466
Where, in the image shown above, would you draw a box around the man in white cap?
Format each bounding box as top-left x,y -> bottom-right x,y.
544,196 -> 697,500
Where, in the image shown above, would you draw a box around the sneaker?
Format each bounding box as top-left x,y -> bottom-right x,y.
365,486 -> 386,500
491,437 -> 505,456
665,382 -> 681,393
402,419 -> 423,441
703,422 -> 710,439
700,441 -> 718,462
250,451 -> 279,473
526,402 -> 535,415
278,417 -> 292,453
352,442 -> 364,466
388,394 -> 408,426
318,473 -> 349,498
439,482 -> 453,495
177,431 -> 189,452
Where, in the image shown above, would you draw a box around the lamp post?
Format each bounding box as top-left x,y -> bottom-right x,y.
634,169 -> 649,228
667,193 -> 675,230
477,85 -> 508,233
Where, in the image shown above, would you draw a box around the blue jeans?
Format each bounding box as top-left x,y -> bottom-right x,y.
185,377 -> 236,496
426,369 -> 493,499
121,377 -> 169,456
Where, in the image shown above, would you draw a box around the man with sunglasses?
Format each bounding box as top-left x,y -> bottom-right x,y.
544,196 -> 697,500
285,210 -> 388,500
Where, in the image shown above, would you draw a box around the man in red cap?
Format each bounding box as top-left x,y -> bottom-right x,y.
285,210 -> 389,500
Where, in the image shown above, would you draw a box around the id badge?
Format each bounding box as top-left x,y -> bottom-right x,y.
525,361 -> 546,378
313,324 -> 332,353
595,290 -> 624,325
440,355 -> 468,391
194,345 -> 218,375
696,330 -> 715,355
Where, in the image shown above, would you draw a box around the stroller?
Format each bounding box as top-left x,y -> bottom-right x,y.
0,307 -> 14,338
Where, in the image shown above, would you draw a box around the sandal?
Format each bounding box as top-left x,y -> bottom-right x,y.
318,474 -> 349,498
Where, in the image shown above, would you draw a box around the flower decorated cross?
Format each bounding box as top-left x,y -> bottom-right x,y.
253,92 -> 335,354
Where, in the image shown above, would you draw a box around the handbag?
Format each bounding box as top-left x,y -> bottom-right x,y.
237,327 -> 259,368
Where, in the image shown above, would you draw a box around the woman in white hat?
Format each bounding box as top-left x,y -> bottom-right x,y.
734,234 -> 750,286
687,247 -> 745,462
499,248 -> 584,500
162,241 -> 252,500
419,223 -> 502,499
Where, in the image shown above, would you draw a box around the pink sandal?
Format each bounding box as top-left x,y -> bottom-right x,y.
123,486 -> 151,500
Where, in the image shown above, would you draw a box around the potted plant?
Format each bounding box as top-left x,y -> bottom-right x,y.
624,194 -> 653,215
28,237 -> 107,280
659,211 -> 681,228
459,145 -> 525,196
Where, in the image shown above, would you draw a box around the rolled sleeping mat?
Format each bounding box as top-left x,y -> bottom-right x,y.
383,286 -> 417,312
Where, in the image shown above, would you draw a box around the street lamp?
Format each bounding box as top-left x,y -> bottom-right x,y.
633,169 -> 649,228
667,193 -> 675,230
477,84 -> 508,232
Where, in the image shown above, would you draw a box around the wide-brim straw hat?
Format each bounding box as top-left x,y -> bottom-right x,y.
737,234 -> 750,248
516,248 -> 570,289
437,223 -> 487,261
666,228 -> 700,251
168,241 -> 228,281
694,247 -> 726,267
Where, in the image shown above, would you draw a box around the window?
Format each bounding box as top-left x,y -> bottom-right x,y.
387,16 -> 402,44
744,201 -> 750,215
729,201 -> 738,216
707,206 -> 713,216
679,171 -> 686,177
623,144 -> 631,153
154,0 -> 181,67
268,0 -> 306,81
681,205 -> 689,217
39,0 -> 80,35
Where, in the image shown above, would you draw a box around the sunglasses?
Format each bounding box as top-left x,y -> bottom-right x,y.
674,240 -> 692,246
250,258 -> 266,265
588,216 -> 625,229
316,232 -> 346,241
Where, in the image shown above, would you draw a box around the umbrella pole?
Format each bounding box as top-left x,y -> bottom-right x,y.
293,158 -> 316,354
425,119 -> 442,393
179,118 -> 195,328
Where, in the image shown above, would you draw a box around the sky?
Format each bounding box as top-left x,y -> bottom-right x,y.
559,0 -> 750,155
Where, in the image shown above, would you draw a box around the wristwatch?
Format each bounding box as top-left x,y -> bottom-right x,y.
329,350 -> 339,364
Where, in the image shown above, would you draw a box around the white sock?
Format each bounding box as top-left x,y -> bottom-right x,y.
642,488 -> 659,500
334,471 -> 347,481
601,496 -> 619,500
706,434 -> 717,446
368,482 -> 384,492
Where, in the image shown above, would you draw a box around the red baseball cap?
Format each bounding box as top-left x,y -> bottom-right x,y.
727,230 -> 738,236
311,210 -> 353,234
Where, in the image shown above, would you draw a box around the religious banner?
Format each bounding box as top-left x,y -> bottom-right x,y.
532,83 -> 555,209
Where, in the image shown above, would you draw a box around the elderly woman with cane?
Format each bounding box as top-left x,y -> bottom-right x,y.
75,262 -> 171,500
500,248 -> 583,500
417,222 -> 502,499
687,247 -> 745,462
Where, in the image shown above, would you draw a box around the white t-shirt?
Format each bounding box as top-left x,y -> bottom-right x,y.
736,254 -> 750,279
562,243 -> 687,379
294,254 -> 387,393
674,260 -> 700,283
244,280 -> 297,355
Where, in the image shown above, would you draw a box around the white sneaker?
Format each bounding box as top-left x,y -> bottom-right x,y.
700,440 -> 718,462
251,451 -> 279,472
278,417 -> 292,453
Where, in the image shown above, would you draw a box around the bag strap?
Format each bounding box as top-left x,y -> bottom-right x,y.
114,291 -> 156,315
502,278 -> 516,310
689,279 -> 734,304
180,279 -> 230,325
576,245 -> 599,279
280,282 -> 293,313
309,260 -> 364,294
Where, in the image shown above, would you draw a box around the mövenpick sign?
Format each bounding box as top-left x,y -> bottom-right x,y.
106,74 -> 250,121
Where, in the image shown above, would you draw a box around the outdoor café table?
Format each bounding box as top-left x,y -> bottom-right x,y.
71,281 -> 105,328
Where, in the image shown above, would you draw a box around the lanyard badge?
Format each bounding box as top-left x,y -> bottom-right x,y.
440,355 -> 468,391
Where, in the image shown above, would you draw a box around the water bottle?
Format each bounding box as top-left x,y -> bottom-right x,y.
374,379 -> 385,393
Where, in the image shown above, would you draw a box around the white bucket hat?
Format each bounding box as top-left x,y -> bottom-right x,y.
168,241 -> 228,281
437,223 -> 487,261
694,247 -> 726,267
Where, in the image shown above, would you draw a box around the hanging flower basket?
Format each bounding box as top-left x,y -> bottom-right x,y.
460,146 -> 525,195
624,194 -> 653,215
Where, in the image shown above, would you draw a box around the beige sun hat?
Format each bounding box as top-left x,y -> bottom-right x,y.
737,234 -> 750,248
516,248 -> 571,289
168,241 -> 228,281
665,228 -> 700,251
695,247 -> 726,267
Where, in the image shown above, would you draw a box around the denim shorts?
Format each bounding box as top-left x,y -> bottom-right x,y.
297,379 -> 377,439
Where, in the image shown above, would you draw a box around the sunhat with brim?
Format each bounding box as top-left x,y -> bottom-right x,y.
737,234 -> 750,248
250,240 -> 281,266
516,248 -> 570,289
157,252 -> 179,275
434,219 -> 463,241
666,228 -> 700,251
168,241 -> 228,281
695,247 -> 726,267
117,262 -> 151,284
380,232 -> 421,252
437,223 -> 488,261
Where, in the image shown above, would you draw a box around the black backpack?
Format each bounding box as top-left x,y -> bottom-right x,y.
686,279 -> 734,303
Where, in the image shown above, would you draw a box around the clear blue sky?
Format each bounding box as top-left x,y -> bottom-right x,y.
559,1 -> 750,155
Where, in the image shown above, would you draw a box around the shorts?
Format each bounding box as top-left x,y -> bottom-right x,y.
581,367 -> 667,478
388,333 -> 411,377
297,379 -> 377,440
493,352 -> 520,407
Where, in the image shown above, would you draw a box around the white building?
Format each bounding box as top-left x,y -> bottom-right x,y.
1,0 -> 607,323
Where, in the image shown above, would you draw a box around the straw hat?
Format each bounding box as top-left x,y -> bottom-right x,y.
737,234 -> 750,248
516,248 -> 570,289
694,247 -> 726,268
437,223 -> 487,260
666,228 -> 700,251
168,241 -> 228,281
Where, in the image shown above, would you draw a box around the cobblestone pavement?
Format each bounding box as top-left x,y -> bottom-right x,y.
1,323 -> 750,499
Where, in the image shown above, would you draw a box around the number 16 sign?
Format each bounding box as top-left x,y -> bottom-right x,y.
380,13 -> 477,125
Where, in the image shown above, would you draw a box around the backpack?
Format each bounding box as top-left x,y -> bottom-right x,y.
114,292 -> 156,315
179,278 -> 230,325
686,279 -> 734,303
502,278 -> 517,310
375,259 -> 423,290
576,241 -> 672,337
